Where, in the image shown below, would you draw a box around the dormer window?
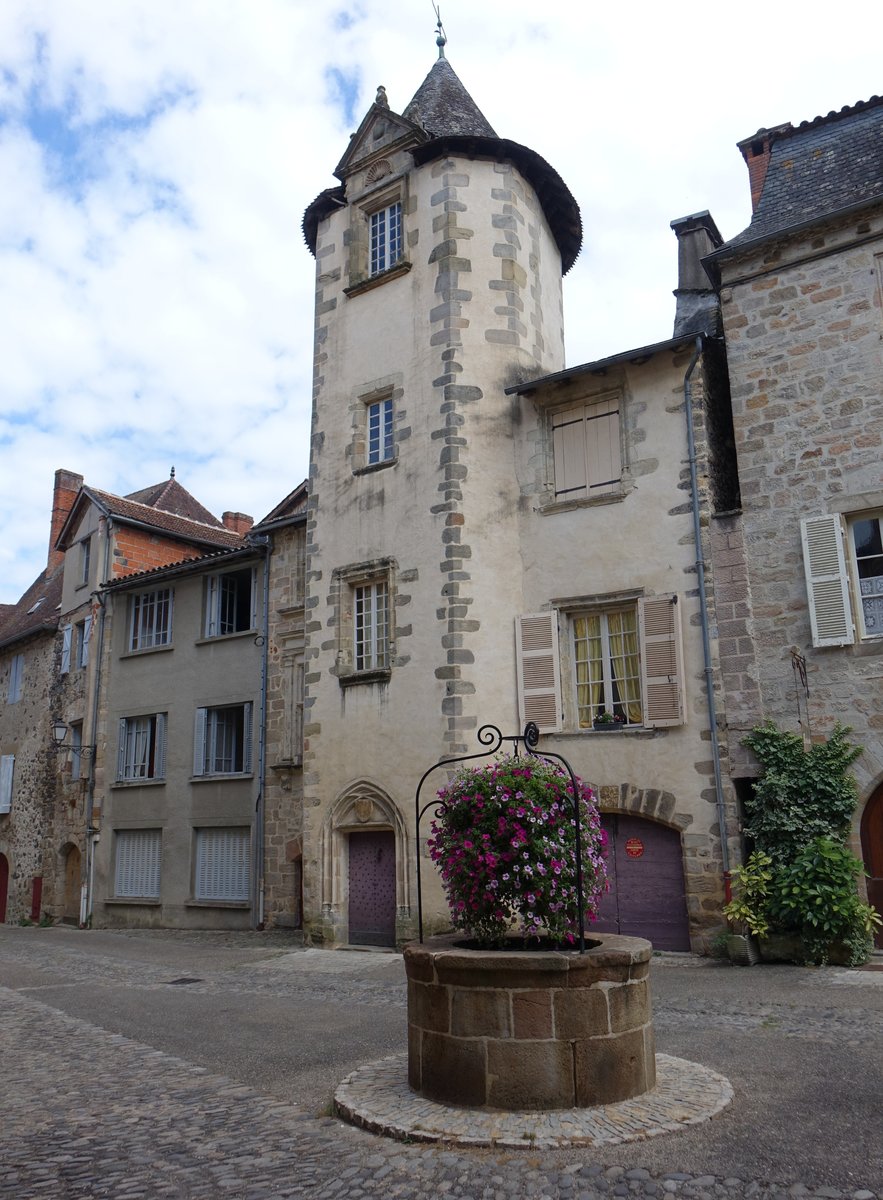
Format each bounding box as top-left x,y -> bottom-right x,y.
370,201 -> 402,275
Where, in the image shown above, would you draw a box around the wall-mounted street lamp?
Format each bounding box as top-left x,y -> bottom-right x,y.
50,718 -> 97,758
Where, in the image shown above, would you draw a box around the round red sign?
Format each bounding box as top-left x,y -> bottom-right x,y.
625,837 -> 644,859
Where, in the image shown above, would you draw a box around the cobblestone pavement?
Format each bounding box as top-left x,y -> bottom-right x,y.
1,927 -> 881,1200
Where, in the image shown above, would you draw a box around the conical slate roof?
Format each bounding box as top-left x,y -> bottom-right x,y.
402,58 -> 497,138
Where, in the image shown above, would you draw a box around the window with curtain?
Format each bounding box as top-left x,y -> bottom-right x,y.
573,608 -> 642,727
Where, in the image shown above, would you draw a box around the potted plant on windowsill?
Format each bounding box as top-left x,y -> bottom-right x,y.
722,850 -> 773,966
592,710 -> 625,731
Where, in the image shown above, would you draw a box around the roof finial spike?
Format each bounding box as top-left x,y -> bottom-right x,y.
433,2 -> 447,58
170,466 -> 175,478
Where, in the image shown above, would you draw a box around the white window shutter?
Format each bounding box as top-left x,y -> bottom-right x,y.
800,515 -> 854,647
0,754 -> 14,813
115,830 -> 161,897
193,708 -> 207,776
61,626 -> 72,674
117,718 -> 128,780
515,613 -> 562,733
155,713 -> 167,780
243,702 -> 253,774
639,594 -> 686,727
195,828 -> 250,901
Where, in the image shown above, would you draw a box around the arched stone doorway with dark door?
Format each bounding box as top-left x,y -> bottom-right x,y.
593,812 -> 692,952
860,782 -> 883,950
62,843 -> 82,925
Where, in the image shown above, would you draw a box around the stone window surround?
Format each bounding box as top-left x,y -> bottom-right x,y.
343,173 -> 412,295
347,375 -> 405,476
331,557 -> 397,687
553,589 -> 645,732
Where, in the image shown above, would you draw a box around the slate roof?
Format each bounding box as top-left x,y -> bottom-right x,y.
124,477 -> 223,527
60,487 -> 242,552
715,96 -> 883,257
402,58 -> 497,138
0,564 -> 63,651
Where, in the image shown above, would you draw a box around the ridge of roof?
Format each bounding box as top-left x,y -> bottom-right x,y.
402,58 -> 497,139
124,476 -> 224,528
83,488 -> 242,549
255,480 -> 309,529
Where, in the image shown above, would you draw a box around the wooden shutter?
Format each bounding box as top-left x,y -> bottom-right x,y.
61,626 -> 72,674
117,718 -> 128,780
800,515 -> 854,646
584,396 -> 621,494
204,577 -> 217,637
0,754 -> 14,814
195,828 -> 250,901
242,703 -> 253,774
515,613 -> 562,732
154,714 -> 167,779
639,594 -> 686,727
552,405 -> 588,499
193,708 -> 207,776
115,829 -> 161,897
8,654 -> 23,702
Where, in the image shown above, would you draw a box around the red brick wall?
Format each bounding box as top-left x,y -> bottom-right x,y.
110,529 -> 204,579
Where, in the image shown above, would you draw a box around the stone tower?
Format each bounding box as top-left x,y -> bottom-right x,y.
300,49 -> 581,946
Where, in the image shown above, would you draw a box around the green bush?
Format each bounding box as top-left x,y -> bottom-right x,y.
723,851 -> 774,938
742,722 -> 860,864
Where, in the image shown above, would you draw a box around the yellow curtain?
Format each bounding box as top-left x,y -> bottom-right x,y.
608,610 -> 642,724
573,615 -> 602,726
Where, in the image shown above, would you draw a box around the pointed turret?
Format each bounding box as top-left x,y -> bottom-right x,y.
402,58 -> 497,138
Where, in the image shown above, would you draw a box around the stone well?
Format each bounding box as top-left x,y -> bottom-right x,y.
404,933 -> 655,1110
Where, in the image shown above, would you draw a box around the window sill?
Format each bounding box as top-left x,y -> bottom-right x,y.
353,457 -> 398,477
338,668 -> 392,689
271,758 -> 303,771
186,899 -> 250,909
539,489 -> 630,516
851,637 -> 883,657
190,773 -> 254,784
195,630 -> 257,646
344,261 -> 412,297
111,778 -> 166,789
120,644 -> 174,660
550,727 -> 658,739
104,897 -> 161,906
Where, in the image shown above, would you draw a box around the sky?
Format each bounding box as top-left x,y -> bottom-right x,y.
1,1 -> 880,603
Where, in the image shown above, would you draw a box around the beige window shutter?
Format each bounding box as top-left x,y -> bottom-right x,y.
800,514 -> 854,647
552,406 -> 588,500
515,612 -> 562,733
584,396 -> 621,494
638,594 -> 686,727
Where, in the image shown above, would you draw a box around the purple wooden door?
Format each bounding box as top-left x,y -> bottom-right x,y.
348,830 -> 396,947
592,815 -> 691,951
0,854 -> 8,924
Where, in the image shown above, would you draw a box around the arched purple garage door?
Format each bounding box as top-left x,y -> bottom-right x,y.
592,814 -> 691,951
348,830 -> 396,947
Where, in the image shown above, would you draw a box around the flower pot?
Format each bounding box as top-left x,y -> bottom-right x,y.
404,932 -> 656,1110
593,719 -> 624,731
726,933 -> 760,966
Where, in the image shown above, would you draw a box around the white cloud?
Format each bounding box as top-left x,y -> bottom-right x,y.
1,0 -> 880,600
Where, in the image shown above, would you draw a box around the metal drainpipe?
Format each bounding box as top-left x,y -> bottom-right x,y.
250,533 -> 272,929
683,337 -> 731,889
83,515 -> 113,926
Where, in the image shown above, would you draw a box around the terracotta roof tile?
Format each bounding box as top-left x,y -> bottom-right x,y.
87,488 -> 243,549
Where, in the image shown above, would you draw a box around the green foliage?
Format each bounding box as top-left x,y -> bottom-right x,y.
723,851 -> 774,937
768,836 -> 878,967
742,722 -> 860,863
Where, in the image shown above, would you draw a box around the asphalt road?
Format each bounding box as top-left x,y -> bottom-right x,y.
1,925 -> 881,1199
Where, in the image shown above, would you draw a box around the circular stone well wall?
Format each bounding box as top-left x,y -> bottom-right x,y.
404,933 -> 655,1110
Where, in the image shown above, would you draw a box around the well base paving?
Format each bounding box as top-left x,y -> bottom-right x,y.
335,1052 -> 733,1148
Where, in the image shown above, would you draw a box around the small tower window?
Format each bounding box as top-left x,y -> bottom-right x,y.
369,201 -> 402,275
367,396 -> 394,465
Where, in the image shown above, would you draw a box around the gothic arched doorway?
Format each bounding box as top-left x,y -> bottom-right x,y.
860,784 -> 883,950
62,844 -> 82,925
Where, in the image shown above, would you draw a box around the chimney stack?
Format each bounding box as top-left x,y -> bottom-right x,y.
670,211 -> 723,338
737,122 -> 792,213
48,469 -> 84,572
222,511 -> 254,536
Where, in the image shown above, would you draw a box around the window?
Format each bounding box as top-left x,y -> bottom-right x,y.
367,396 -> 394,465
61,625 -> 72,674
76,616 -> 92,669
7,654 -> 23,703
194,827 -> 250,901
80,537 -> 91,586
551,394 -> 622,501
114,829 -> 161,898
801,512 -> 883,645
70,722 -> 83,781
0,754 -> 14,814
354,581 -> 389,671
130,588 -> 172,651
193,703 -> 253,776
204,568 -> 256,637
117,714 -> 166,781
515,595 -> 685,733
369,201 -> 402,276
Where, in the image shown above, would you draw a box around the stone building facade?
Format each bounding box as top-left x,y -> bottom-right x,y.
705,96 -> 883,937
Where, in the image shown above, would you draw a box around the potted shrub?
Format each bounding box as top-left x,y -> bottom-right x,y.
723,850 -> 773,965
592,709 -> 625,732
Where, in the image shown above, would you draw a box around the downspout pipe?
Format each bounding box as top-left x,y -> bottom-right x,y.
83,515 -> 113,925
683,337 -> 732,891
250,533 -> 272,929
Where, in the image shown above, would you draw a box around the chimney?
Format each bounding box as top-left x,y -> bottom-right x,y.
670,212 -> 723,338
222,511 -> 254,535
737,122 -> 792,213
48,469 -> 84,572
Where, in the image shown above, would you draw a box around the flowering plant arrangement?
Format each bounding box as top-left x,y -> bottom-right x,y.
426,755 -> 608,947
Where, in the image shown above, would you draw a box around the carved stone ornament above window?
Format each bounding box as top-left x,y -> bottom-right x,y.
366,159 -> 393,184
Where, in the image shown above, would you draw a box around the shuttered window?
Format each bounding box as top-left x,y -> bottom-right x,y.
60,625 -> 72,674
515,612 -> 562,732
638,594 -> 686,727
76,616 -> 92,668
573,607 -> 643,727
551,395 -> 621,501
800,515 -> 855,647
7,654 -> 24,703
193,703 -> 253,776
194,827 -> 250,901
114,829 -> 161,898
117,714 -> 166,781
0,754 -> 14,814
